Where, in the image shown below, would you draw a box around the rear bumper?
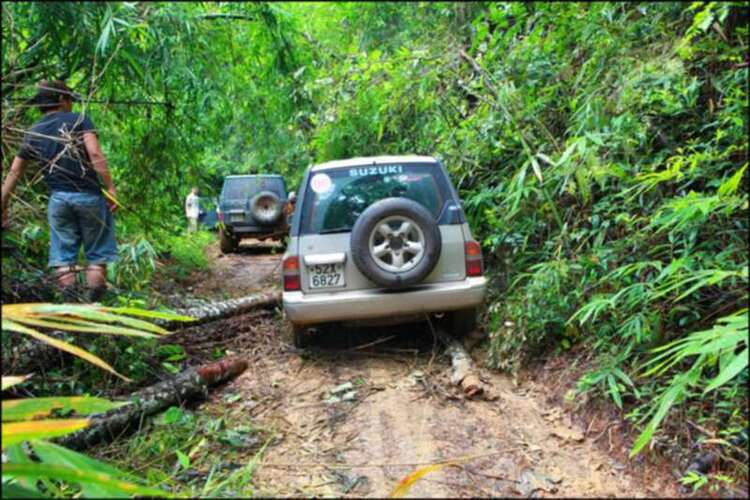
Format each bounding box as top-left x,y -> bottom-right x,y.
228,224 -> 285,236
283,276 -> 487,325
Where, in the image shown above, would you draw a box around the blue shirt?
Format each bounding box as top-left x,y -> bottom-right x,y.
17,111 -> 101,194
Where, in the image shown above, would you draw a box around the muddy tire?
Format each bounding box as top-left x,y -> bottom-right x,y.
448,307 -> 477,337
350,197 -> 441,288
250,191 -> 282,225
219,228 -> 237,254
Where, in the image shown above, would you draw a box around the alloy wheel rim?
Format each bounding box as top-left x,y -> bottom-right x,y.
368,215 -> 426,273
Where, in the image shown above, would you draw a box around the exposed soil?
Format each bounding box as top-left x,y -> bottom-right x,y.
191,239 -> 284,298
173,240 -> 683,497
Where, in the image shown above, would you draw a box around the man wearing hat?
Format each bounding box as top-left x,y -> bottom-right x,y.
1,80 -> 119,302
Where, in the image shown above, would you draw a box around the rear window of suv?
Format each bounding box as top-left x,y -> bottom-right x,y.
222,177 -> 284,199
300,163 -> 452,234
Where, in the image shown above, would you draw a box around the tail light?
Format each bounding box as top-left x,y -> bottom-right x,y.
283,256 -> 301,291
465,241 -> 483,277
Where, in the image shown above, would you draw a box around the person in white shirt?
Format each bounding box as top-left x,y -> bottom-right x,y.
185,187 -> 200,233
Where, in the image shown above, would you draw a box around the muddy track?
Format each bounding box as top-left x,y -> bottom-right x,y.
181,240 -> 678,497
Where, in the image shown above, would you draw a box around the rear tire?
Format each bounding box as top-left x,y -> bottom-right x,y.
220,228 -> 237,254
448,307 -> 477,337
292,324 -> 313,348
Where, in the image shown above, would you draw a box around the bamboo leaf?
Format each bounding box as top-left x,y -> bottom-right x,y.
3,444 -> 38,492
703,347 -> 748,394
4,316 -> 161,338
530,155 -> 544,183
31,440 -> 136,498
109,306 -> 195,322
2,419 -> 90,448
607,374 -> 622,409
1,463 -> 167,497
2,375 -> 32,391
630,369 -> 695,457
0,483 -> 39,499
390,463 -> 451,498
1,320 -> 130,381
2,397 -> 127,422
33,304 -> 171,334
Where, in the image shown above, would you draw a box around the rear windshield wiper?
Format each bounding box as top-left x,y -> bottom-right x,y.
318,226 -> 352,234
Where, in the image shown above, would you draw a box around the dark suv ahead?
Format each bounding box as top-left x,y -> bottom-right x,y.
217,174 -> 289,253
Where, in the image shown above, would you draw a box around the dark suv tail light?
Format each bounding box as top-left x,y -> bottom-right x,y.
283,256 -> 301,291
465,241 -> 483,277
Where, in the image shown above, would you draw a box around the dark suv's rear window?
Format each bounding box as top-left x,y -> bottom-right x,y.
300,163 -> 452,234
222,177 -> 284,199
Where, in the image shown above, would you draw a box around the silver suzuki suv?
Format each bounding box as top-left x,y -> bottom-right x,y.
282,155 -> 487,347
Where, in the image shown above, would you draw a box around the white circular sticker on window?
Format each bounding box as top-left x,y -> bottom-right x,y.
310,173 -> 333,194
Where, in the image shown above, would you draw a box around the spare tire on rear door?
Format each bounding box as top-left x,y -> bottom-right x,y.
250,191 -> 282,225
350,197 -> 441,288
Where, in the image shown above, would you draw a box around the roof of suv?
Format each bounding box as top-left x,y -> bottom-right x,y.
310,155 -> 438,172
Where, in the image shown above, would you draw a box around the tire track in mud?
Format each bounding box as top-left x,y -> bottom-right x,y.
329,357 -> 664,498
193,243 -> 679,498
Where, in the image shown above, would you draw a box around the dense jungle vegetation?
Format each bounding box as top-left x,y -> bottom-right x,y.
1,1 -> 748,497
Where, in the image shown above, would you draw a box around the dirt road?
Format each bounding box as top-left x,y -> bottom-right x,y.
182,240 -> 678,497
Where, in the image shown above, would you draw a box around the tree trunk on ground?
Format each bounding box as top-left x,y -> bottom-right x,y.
159,291 -> 281,329
58,357 -> 248,451
2,292 -> 280,376
435,327 -> 486,398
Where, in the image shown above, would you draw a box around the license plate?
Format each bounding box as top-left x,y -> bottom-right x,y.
229,214 -> 245,223
308,263 -> 345,289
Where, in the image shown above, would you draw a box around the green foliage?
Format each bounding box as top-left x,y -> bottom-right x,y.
96,405 -> 268,497
109,238 -> 158,292
161,230 -> 214,276
2,0 -> 748,486
280,1 -> 747,463
630,310 -> 748,456
1,303 -> 182,497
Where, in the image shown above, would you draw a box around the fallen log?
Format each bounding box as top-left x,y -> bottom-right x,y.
3,292 -> 281,375
3,334 -> 67,377
434,327 -> 486,398
58,357 -> 248,451
159,291 -> 281,329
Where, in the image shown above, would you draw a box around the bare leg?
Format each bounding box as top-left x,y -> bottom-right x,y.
85,264 -> 107,288
54,266 -> 80,303
54,266 -> 78,288
84,264 -> 108,302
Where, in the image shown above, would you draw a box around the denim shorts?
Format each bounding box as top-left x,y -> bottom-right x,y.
48,191 -> 118,268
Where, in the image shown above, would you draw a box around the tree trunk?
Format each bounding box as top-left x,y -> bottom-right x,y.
58,357 -> 248,451
2,292 -> 280,376
435,327 -> 486,398
159,291 -> 281,329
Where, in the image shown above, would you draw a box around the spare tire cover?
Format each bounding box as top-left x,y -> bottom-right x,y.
250,191 -> 282,224
350,197 -> 441,288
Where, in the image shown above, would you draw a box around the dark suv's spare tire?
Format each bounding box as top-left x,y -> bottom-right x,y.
351,197 -> 441,288
250,191 -> 282,225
